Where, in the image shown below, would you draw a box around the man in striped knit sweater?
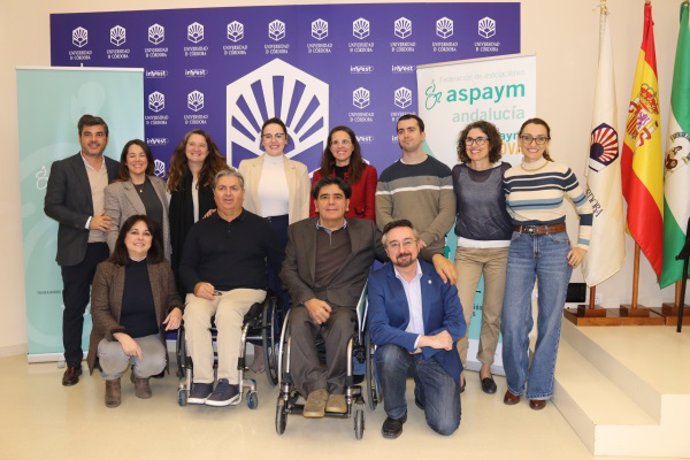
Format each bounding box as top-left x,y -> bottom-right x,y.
376,114 -> 456,282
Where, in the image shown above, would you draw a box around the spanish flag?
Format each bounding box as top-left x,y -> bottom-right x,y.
621,1 -> 663,280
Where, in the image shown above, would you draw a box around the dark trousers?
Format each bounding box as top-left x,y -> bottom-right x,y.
289,305 -> 355,396
265,214 -> 289,308
376,343 -> 461,436
60,242 -> 109,367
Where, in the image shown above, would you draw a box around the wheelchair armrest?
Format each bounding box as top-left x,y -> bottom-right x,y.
243,301 -> 265,324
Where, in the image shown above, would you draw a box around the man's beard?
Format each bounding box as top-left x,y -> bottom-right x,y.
395,253 -> 416,268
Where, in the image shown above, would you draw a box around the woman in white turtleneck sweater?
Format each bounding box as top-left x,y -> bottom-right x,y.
238,117 -> 310,373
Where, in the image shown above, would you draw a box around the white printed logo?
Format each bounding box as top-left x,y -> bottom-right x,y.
35,165 -> 49,191
436,17 -> 454,39
110,25 -> 126,47
227,21 -> 244,42
311,18 -> 328,40
187,90 -> 205,112
353,87 -> 371,109
268,20 -> 286,41
352,18 -> 370,40
394,87 -> 412,109
153,159 -> 167,177
226,58 -> 329,169
148,24 -> 165,45
394,17 -> 412,39
147,138 -> 169,147
187,22 -> 205,44
478,17 -> 496,39
72,27 -> 88,48
148,91 -> 165,113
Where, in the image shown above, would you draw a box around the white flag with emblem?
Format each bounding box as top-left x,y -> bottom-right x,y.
582,6 -> 626,286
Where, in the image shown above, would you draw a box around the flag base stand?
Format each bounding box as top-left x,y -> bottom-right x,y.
564,305 -> 664,326
651,303 -> 690,326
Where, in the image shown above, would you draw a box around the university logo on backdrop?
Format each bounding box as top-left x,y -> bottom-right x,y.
226,58 -> 329,171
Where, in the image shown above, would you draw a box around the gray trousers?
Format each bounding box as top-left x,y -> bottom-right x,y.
97,334 -> 166,381
289,305 -> 355,396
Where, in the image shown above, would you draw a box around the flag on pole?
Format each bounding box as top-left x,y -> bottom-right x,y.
582,4 -> 626,287
621,1 -> 664,280
660,1 -> 690,288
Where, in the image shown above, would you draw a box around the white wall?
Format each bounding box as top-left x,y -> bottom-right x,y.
0,0 -> 679,354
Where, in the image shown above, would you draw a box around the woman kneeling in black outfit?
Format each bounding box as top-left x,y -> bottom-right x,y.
87,215 -> 183,408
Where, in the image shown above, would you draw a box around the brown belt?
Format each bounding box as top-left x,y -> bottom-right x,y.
513,222 -> 566,235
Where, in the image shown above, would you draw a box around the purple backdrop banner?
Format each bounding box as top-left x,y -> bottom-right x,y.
50,3 -> 519,173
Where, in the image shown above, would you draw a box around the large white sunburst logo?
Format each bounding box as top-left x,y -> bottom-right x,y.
226,59 -> 329,171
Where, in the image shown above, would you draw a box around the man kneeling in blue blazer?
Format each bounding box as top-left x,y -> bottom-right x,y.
367,219 -> 466,438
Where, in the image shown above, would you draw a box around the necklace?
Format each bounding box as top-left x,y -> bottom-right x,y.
133,181 -> 146,194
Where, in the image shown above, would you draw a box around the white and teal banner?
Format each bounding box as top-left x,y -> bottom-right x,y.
416,54 -> 536,373
417,54 -> 536,167
17,67 -> 144,362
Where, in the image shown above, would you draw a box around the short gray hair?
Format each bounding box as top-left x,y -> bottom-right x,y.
213,168 -> 244,190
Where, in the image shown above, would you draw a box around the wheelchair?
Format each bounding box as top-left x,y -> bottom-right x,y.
176,293 -> 283,408
274,284 -> 380,439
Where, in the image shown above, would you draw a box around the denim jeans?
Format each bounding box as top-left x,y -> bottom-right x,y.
376,344 -> 461,436
501,231 -> 572,400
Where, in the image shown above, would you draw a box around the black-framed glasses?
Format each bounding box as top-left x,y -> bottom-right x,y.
465,137 -> 489,146
519,135 -> 550,145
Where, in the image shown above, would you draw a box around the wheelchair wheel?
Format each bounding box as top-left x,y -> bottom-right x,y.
247,390 -> 259,410
275,398 -> 287,435
364,329 -> 379,411
277,309 -> 291,387
175,328 -> 186,379
177,387 -> 187,407
262,296 -> 279,386
354,403 -> 365,440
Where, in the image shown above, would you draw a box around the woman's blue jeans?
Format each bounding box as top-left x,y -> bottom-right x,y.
501,231 -> 572,400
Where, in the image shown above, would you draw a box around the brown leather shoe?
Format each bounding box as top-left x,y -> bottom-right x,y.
303,389 -> 328,418
529,399 -> 547,410
62,366 -> 82,386
105,379 -> 122,408
325,393 -> 347,414
133,377 -> 152,399
503,390 -> 521,405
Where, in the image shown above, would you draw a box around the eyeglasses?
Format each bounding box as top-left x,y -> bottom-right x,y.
262,133 -> 286,141
465,137 -> 489,146
519,135 -> 550,145
330,139 -> 352,147
386,238 -> 417,251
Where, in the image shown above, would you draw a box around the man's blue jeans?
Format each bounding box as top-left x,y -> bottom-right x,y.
375,343 -> 460,436
501,231 -> 572,400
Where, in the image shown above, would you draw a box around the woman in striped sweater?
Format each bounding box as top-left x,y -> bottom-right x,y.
501,118 -> 592,411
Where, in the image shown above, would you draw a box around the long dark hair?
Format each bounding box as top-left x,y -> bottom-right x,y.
167,130 -> 227,192
456,121 -> 503,164
320,126 -> 365,184
109,215 -> 164,266
519,117 -> 553,161
117,139 -> 154,181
